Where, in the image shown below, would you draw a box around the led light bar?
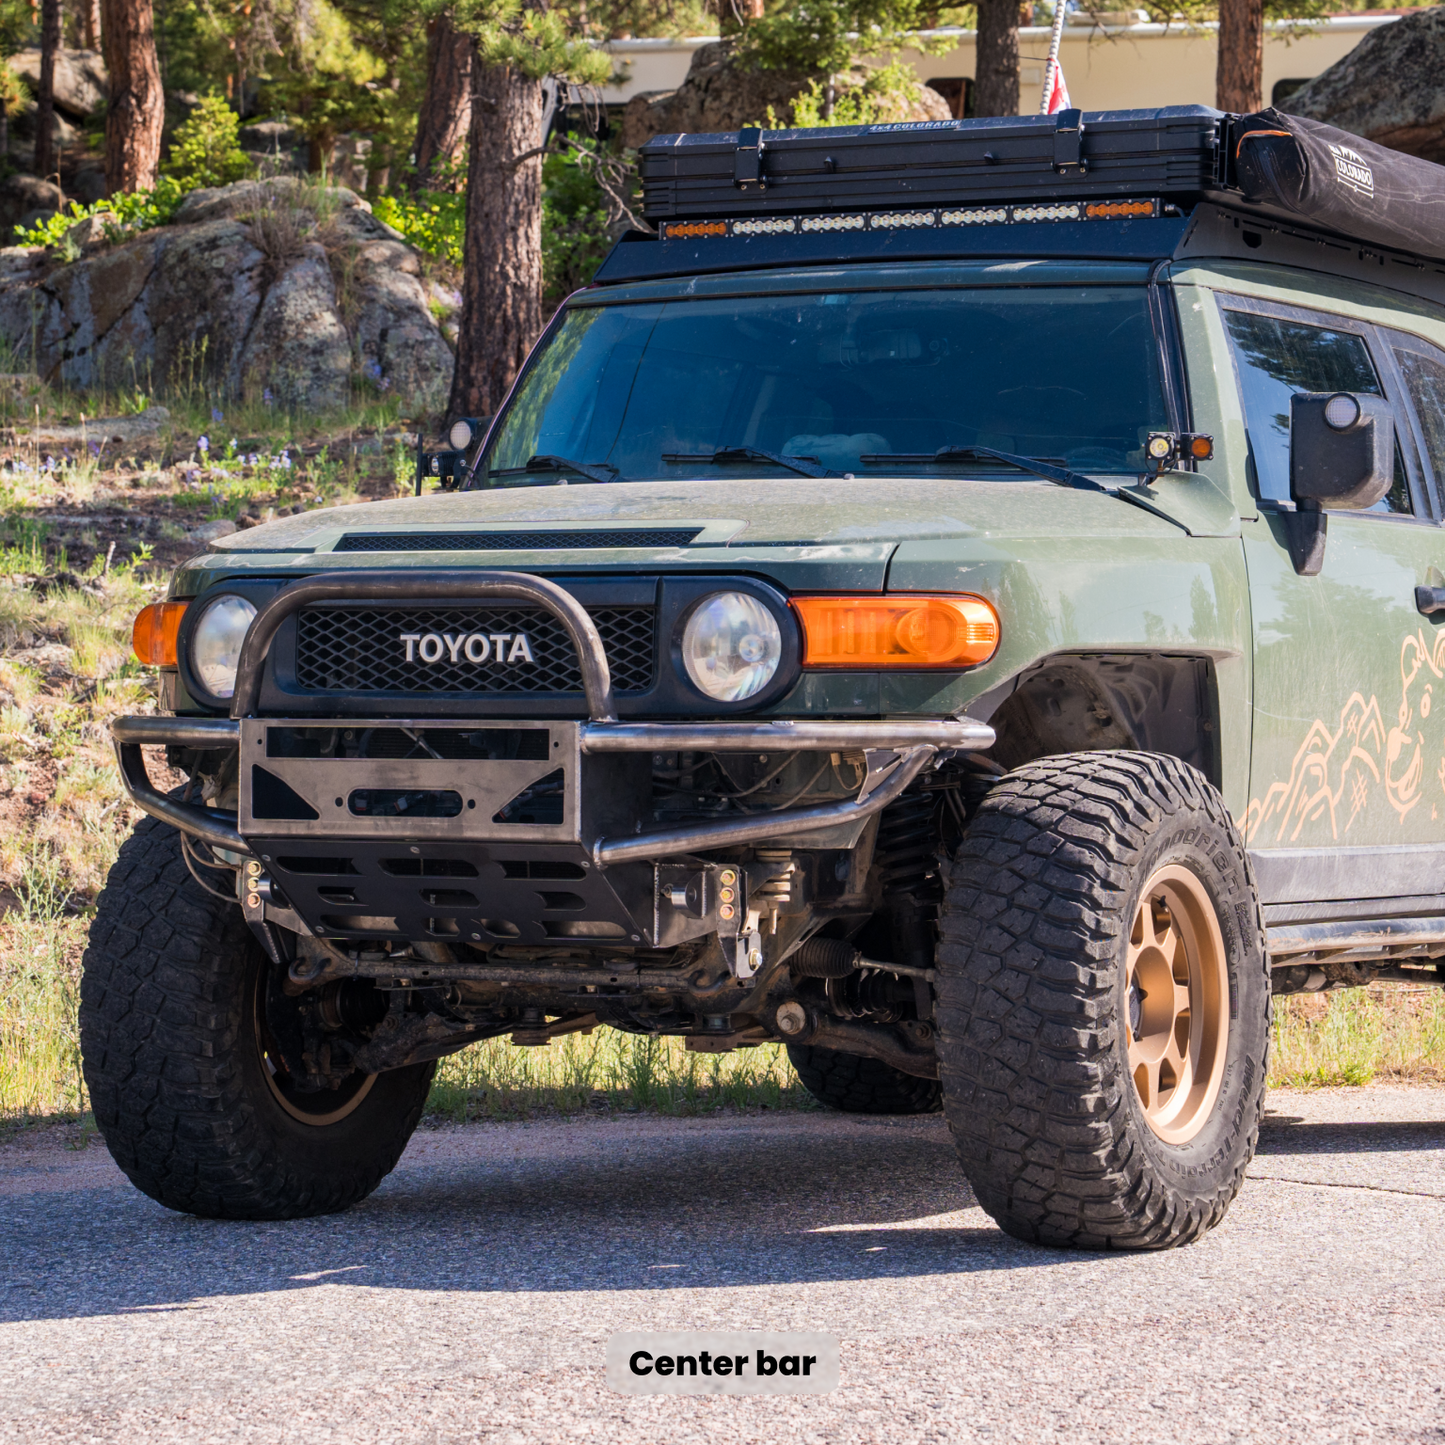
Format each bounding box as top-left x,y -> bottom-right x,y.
659,197 -> 1161,242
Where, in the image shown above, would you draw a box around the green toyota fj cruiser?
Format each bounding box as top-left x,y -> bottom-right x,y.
83,105 -> 1445,1249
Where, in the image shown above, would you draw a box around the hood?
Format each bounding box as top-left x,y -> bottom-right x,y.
205,474 -> 1186,549
172,473 -> 1213,595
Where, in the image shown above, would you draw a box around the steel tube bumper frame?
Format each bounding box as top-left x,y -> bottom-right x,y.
111,715 -> 250,857
114,567 -> 996,862
230,569 -> 619,722
591,745 -> 937,866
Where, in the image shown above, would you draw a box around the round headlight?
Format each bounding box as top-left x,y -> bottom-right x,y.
448,418 -> 474,450
192,594 -> 257,700
681,592 -> 782,702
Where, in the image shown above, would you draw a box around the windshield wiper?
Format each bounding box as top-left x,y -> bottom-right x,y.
661,446 -> 829,480
859,445 -> 1111,494
489,454 -> 620,485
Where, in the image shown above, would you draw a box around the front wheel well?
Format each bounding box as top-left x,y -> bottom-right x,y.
981,653 -> 1221,788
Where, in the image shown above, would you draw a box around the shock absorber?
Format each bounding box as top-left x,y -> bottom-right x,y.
873,789 -> 944,1008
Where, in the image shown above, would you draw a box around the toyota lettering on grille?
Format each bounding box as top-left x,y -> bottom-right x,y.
399,630 -> 536,664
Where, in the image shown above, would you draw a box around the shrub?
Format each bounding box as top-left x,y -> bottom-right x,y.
162,94 -> 255,192
541,147 -> 616,304
372,190 -> 464,267
373,146 -> 623,304
781,62 -> 943,128
15,179 -> 185,252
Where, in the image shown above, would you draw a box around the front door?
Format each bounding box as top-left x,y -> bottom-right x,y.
1223,294 -> 1445,906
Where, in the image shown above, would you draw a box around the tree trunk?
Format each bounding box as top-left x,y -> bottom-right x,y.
33,0 -> 60,181
101,0 -> 164,192
448,48 -> 545,421
1216,0 -> 1264,113
83,0 -> 100,50
411,13 -> 472,193
974,0 -> 1020,118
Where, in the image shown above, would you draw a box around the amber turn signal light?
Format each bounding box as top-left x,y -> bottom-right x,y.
132,601 -> 188,666
794,595 -> 1000,670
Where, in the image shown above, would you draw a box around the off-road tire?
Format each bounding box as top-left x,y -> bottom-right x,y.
787,1043 -> 942,1114
937,752 -> 1269,1249
80,818 -> 435,1220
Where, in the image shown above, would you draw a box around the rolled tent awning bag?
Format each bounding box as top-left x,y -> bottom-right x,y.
1232,107 -> 1445,265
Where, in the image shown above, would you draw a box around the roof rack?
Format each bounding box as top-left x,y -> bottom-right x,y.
639,106 -> 1226,220
594,106 -> 1445,287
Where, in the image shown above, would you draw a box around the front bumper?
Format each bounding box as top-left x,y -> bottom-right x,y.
113,567 -> 995,868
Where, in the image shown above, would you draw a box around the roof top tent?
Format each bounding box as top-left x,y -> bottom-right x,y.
594,106 -> 1445,305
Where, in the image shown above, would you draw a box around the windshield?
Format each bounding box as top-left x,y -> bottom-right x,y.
478,286 -> 1169,485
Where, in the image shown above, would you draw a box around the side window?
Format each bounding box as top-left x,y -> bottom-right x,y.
1222,308 -> 1413,515
1391,338 -> 1445,499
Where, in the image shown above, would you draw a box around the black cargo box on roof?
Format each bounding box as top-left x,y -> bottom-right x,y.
639,106 -> 1225,221
614,106 -> 1445,283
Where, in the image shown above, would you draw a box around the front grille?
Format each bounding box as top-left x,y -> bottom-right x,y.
294,605 -> 656,695
334,529 -> 700,552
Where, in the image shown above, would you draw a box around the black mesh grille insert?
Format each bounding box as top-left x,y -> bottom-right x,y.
294,605 -> 656,695
334,529 -> 700,552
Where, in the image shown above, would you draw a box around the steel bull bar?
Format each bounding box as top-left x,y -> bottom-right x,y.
112,570 -> 997,865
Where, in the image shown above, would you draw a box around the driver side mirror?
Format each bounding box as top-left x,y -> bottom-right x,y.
1283,392 -> 1395,576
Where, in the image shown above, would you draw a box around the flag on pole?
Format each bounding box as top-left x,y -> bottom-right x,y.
1043,58 -> 1071,115
1039,0 -> 1071,115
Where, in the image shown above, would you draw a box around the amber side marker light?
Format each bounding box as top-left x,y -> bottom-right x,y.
132,601 -> 188,666
794,595 -> 1000,669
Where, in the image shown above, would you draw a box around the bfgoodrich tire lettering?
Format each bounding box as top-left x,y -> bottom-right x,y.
80,817 -> 435,1220
936,751 -> 1269,1249
787,1042 -> 942,1115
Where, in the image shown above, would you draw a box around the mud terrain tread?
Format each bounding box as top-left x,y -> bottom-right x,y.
80,817 -> 433,1219
935,751 -> 1269,1249
787,1042 -> 942,1114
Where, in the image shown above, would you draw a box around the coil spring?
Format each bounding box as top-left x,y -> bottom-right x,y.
874,790 -> 942,905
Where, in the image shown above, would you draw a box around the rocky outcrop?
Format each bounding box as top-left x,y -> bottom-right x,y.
0,175 -> 64,239
0,178 -> 454,409
236,120 -> 374,191
1285,8 -> 1445,165
8,47 -> 106,168
9,47 -> 108,120
26,405 -> 170,445
620,41 -> 951,147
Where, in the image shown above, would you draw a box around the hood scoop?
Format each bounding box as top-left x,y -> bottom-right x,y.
334,528 -> 702,553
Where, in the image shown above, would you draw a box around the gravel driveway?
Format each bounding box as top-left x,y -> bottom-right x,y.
1,1086 -> 1442,1444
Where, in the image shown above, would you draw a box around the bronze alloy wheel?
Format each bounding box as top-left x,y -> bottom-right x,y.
256,981 -> 378,1126
1124,863 -> 1230,1145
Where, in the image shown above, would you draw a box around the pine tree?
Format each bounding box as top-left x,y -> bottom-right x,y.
1216,0 -> 1262,112
102,0 -> 165,190
447,1 -> 609,419
973,0 -> 1021,118
411,11 -> 473,192
32,0 -> 60,181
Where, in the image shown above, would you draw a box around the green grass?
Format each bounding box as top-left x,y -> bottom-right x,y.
426,1031 -> 814,1123
0,909 -> 89,1124
4,953 -> 1445,1128
1269,986 -> 1445,1088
